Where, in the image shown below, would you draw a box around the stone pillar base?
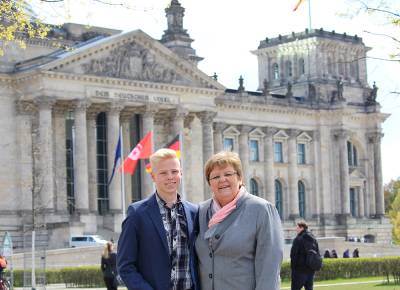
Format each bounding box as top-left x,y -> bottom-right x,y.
336,214 -> 356,225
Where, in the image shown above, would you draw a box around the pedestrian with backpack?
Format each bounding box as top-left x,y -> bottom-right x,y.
290,221 -> 322,290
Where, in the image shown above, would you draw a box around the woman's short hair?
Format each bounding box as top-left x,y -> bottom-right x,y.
150,148 -> 179,170
204,151 -> 243,185
297,220 -> 308,230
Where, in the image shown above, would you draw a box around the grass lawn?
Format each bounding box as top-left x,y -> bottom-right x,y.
281,277 -> 400,289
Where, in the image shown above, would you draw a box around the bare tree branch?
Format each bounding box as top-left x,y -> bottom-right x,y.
357,1 -> 400,18
364,30 -> 400,43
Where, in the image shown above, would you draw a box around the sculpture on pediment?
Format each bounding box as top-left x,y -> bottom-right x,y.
336,77 -> 344,100
308,82 -> 316,101
262,79 -> 269,96
81,41 -> 180,83
366,81 -> 378,105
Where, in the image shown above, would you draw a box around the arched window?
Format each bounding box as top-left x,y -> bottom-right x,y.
347,141 -> 358,166
286,60 -> 293,78
299,58 -> 305,75
272,63 -> 280,80
250,178 -> 259,196
298,181 -> 306,218
275,180 -> 283,218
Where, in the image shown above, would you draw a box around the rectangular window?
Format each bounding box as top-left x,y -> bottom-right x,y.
249,140 -> 259,161
223,137 -> 234,151
274,142 -> 283,163
297,143 -> 306,164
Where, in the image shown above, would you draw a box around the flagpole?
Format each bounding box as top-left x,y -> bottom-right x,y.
179,131 -> 186,200
120,126 -> 126,220
308,0 -> 312,30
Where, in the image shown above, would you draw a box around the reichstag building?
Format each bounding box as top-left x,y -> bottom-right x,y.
0,0 -> 391,248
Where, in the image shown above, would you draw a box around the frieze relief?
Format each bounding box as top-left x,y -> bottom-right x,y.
81,41 -> 183,84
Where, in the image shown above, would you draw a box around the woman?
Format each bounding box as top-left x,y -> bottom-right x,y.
195,151 -> 284,290
101,241 -> 117,290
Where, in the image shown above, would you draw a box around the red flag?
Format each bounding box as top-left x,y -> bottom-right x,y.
293,0 -> 304,11
121,131 -> 152,175
144,134 -> 181,174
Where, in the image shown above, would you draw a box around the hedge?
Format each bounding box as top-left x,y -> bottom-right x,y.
6,256 -> 400,287
281,256 -> 400,283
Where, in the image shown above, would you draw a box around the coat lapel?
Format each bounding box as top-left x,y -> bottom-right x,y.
183,201 -> 194,238
146,194 -> 169,254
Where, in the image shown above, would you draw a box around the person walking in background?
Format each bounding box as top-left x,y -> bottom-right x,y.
101,242 -> 117,290
343,249 -> 350,258
290,221 -> 321,290
117,148 -> 199,290
353,248 -> 360,258
195,151 -> 284,290
323,250 -> 331,258
331,249 -> 338,258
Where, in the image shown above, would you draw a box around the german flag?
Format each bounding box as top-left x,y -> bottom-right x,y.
293,0 -> 304,11
165,134 -> 181,159
144,159 -> 152,173
144,134 -> 181,174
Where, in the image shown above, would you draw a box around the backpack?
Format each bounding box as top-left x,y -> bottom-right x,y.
305,248 -> 323,271
303,233 -> 323,271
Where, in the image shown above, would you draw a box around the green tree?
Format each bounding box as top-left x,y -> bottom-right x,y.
0,0 -> 135,55
384,178 -> 400,212
384,178 -> 400,244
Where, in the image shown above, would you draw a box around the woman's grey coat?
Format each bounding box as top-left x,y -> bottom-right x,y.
195,191 -> 284,290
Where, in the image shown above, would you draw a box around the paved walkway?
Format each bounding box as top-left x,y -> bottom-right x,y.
281,279 -> 386,289
14,279 -> 387,289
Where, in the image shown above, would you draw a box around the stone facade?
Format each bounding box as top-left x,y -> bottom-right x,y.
0,2 -> 391,248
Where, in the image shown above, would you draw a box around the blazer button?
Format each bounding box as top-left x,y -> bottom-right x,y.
209,274 -> 213,279
215,234 -> 220,239
209,252 -> 212,258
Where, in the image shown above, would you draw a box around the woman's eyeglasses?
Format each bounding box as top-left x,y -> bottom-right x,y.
209,171 -> 237,182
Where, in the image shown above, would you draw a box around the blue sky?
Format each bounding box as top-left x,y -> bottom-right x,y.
32,0 -> 400,183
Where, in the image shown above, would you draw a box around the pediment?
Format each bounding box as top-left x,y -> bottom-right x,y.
349,168 -> 366,179
249,128 -> 265,138
40,30 -> 224,90
274,130 -> 289,140
223,126 -> 240,136
297,132 -> 312,142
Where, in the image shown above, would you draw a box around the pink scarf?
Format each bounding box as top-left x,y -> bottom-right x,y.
208,187 -> 244,228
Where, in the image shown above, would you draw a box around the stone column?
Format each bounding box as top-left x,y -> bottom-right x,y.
107,102 -> 124,213
172,106 -> 187,137
74,100 -> 91,214
198,111 -> 216,199
238,125 -> 251,187
311,130 -> 321,218
120,112 -> 133,212
36,96 -> 56,211
263,127 -> 275,203
213,122 -> 225,153
16,101 -> 35,217
172,107 -> 187,199
53,105 -> 68,214
288,129 -> 300,219
319,126 -> 333,220
336,129 -> 350,215
358,186 -> 365,217
366,134 -> 376,217
142,105 -> 156,197
87,110 -> 98,213
371,132 -> 385,216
